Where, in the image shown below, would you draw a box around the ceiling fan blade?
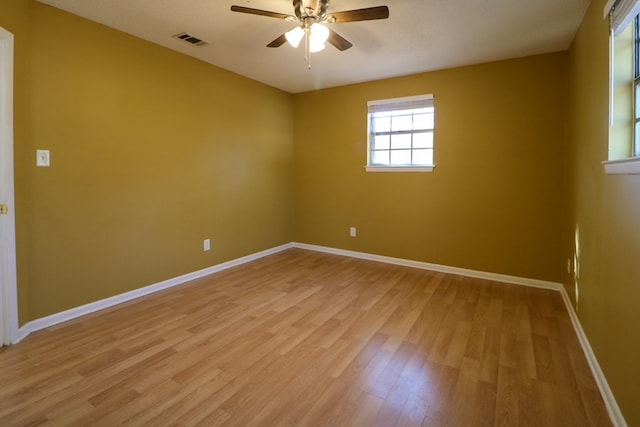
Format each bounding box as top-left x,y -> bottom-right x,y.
328,6 -> 389,23
230,5 -> 291,20
327,29 -> 353,51
267,34 -> 288,48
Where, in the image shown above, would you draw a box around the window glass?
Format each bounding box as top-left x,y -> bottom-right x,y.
390,149 -> 412,165
391,114 -> 413,132
390,134 -> 412,150
413,132 -> 433,149
413,149 -> 433,165
374,134 -> 390,150
372,115 -> 391,133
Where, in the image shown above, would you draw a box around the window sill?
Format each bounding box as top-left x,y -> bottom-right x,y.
602,157 -> 640,174
365,165 -> 434,173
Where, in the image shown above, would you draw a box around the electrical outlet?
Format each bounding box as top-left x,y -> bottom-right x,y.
203,239 -> 211,251
350,227 -> 357,237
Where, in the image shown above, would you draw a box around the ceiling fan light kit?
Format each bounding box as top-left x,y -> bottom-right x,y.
231,0 -> 389,69
309,23 -> 330,51
285,26 -> 304,48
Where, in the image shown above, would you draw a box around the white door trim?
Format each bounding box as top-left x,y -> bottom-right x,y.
0,26 -> 19,346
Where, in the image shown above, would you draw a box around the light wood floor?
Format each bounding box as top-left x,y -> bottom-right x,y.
0,249 -> 611,426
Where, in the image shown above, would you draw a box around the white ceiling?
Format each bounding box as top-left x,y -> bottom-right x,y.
36,0 -> 591,94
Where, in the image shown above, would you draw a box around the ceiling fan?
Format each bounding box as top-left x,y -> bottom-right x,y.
230,0 -> 389,68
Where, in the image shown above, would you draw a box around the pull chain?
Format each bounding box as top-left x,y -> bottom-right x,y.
304,28 -> 311,69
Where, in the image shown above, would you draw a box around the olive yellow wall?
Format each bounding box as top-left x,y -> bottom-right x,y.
1,1 -> 294,321
565,0 -> 640,424
293,54 -> 567,282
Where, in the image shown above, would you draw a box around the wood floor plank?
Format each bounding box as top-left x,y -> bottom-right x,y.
394,359 -> 438,427
0,248 -> 612,426
423,363 -> 460,422
448,357 -> 483,426
495,364 -> 519,426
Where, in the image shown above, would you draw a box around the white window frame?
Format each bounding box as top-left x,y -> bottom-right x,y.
603,0 -> 640,173
365,94 -> 435,173
633,15 -> 640,156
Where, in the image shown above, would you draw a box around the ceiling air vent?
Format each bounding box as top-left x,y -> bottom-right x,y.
174,32 -> 207,47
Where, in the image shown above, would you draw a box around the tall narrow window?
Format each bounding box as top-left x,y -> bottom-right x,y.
604,0 -> 640,173
366,94 -> 435,172
634,14 -> 640,155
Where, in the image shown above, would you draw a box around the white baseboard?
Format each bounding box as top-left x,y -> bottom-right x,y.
557,287 -> 627,427
292,242 -> 626,427
15,243 -> 293,344
13,241 -> 625,426
292,242 -> 563,291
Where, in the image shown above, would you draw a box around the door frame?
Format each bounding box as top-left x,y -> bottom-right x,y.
0,26 -> 19,345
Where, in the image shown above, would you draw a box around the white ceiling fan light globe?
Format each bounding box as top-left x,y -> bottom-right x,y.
309,40 -> 326,53
308,23 -> 329,52
310,23 -> 329,43
285,26 -> 305,48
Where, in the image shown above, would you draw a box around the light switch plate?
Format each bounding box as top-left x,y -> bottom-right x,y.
36,149 -> 50,167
